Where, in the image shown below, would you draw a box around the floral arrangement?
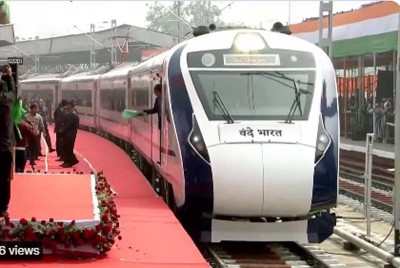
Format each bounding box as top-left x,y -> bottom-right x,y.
0,173 -> 121,258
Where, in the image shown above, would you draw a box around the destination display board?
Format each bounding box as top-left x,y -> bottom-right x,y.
187,49 -> 315,69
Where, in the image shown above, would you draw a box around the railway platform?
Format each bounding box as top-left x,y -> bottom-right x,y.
319,203 -> 394,268
341,137 -> 394,159
4,128 -> 208,268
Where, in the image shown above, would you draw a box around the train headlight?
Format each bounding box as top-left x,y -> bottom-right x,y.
315,114 -> 331,164
319,134 -> 328,143
234,33 -> 266,51
188,115 -> 210,163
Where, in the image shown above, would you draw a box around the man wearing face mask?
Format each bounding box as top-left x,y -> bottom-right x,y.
0,64 -> 16,217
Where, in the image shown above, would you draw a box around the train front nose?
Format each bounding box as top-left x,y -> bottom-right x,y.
210,123 -> 315,217
209,143 -> 314,217
260,143 -> 314,216
208,143 -> 265,216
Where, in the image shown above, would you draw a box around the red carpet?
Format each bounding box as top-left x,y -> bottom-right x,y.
9,174 -> 96,221
4,127 -> 208,268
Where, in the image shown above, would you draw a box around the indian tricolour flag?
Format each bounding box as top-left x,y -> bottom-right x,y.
290,1 -> 400,58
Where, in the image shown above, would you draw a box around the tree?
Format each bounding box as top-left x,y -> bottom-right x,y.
146,1 -> 224,40
183,1 -> 224,27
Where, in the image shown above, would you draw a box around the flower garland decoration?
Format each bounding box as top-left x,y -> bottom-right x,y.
0,173 -> 121,258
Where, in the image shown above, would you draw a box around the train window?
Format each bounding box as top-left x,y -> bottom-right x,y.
190,70 -> 316,121
100,88 -> 126,112
21,89 -> 54,105
135,88 -> 149,108
62,90 -> 92,107
130,89 -> 135,107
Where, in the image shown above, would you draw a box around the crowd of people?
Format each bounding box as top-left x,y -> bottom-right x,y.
0,64 -> 80,217
339,95 -> 394,143
19,97 -> 80,171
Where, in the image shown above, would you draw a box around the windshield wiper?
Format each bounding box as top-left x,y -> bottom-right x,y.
241,71 -> 312,124
212,90 -> 234,124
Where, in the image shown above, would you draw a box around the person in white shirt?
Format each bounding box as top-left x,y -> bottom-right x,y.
24,103 -> 44,159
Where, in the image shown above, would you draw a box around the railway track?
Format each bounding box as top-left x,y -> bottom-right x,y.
201,242 -> 345,268
339,148 -> 394,212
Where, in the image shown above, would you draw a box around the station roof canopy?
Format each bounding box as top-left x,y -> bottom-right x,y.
0,24 -> 175,58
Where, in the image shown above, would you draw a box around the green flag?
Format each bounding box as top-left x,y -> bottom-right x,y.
12,98 -> 26,140
122,109 -> 145,119
0,1 -> 11,25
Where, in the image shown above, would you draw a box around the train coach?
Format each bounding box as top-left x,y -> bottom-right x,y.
19,73 -> 63,112
59,66 -> 111,129
20,28 -> 339,244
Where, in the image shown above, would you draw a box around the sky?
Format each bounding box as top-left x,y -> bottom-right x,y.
7,0 -> 392,40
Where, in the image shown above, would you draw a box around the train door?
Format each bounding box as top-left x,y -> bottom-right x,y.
93,81 -> 98,128
127,78 -> 132,139
150,72 -> 162,165
161,75 -> 170,168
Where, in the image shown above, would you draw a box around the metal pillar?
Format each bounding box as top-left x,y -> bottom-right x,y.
90,24 -> 96,70
34,35 -> 39,74
318,1 -> 333,58
394,11 -> 400,257
176,1 -> 181,44
364,133 -> 374,237
373,53 -> 377,138
110,20 -> 117,66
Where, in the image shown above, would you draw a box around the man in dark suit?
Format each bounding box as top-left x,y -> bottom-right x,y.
59,100 -> 79,168
143,84 -> 162,130
54,99 -> 67,161
0,65 -> 15,217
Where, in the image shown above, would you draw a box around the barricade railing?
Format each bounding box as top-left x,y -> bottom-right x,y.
364,133 -> 374,237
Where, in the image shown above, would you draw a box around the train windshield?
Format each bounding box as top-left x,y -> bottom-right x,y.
190,70 -> 315,121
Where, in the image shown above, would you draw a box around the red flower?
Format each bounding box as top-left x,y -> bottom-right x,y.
70,220 -> 76,225
118,235 -> 122,240
102,225 -> 112,235
19,218 -> 28,226
31,217 -> 37,222
48,229 -> 57,236
57,222 -> 64,227
82,229 -> 96,241
4,216 -> 10,223
101,214 -> 109,222
41,220 -> 46,225
49,218 -> 54,222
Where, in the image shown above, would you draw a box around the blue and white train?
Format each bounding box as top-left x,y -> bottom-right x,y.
19,28 -> 339,243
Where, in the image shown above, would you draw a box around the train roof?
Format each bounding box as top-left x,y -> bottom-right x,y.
99,62 -> 139,80
61,65 -> 113,83
182,28 -> 322,56
19,69 -> 85,83
129,51 -> 169,76
20,73 -> 64,83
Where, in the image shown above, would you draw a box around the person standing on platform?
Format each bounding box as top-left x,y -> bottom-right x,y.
24,103 -> 44,160
24,118 -> 36,166
38,99 -> 55,153
59,100 -> 79,168
54,99 -> 67,161
22,97 -> 29,112
143,84 -> 162,130
45,98 -> 52,125
15,119 -> 35,173
0,64 -> 16,217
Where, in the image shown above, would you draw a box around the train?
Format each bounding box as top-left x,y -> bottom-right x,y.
19,28 -> 339,244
